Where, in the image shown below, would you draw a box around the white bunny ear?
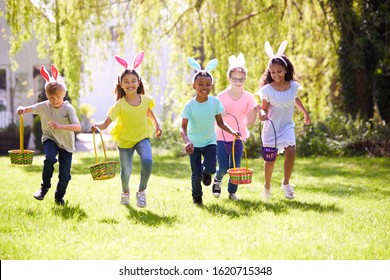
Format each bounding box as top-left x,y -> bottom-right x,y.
40,66 -> 50,83
264,41 -> 274,59
237,53 -> 245,66
187,57 -> 201,71
228,55 -> 237,67
205,59 -> 218,71
51,64 -> 59,80
276,40 -> 288,56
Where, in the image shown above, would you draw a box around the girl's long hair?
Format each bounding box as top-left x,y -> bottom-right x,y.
115,69 -> 145,101
259,55 -> 296,88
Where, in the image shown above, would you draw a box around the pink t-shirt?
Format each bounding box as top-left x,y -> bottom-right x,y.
215,89 -> 255,142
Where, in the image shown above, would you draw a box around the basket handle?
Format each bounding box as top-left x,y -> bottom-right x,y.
232,137 -> 248,170
260,119 -> 277,148
92,129 -> 108,164
221,112 -> 240,141
19,114 -> 24,152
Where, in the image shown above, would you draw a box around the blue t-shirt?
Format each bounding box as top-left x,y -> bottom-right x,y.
181,96 -> 224,147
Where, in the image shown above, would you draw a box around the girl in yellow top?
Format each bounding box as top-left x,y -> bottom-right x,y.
91,52 -> 162,207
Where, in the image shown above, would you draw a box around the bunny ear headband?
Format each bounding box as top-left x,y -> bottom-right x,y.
227,52 -> 247,77
40,64 -> 66,90
264,40 -> 288,67
187,57 -> 218,84
113,51 -> 145,79
40,64 -> 59,84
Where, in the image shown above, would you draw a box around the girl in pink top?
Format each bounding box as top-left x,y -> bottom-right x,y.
213,53 -> 260,200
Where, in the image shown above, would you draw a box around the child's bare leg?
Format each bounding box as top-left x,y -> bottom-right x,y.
283,146 -> 296,185
264,160 -> 276,189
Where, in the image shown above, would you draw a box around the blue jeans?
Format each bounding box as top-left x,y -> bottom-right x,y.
42,139 -> 73,199
216,140 -> 243,194
118,138 -> 152,193
189,144 -> 217,198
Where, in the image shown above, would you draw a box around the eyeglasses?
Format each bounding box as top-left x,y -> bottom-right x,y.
230,77 -> 246,83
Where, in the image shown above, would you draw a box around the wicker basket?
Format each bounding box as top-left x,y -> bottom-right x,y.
227,138 -> 253,185
261,119 -> 278,162
8,114 -> 34,165
89,130 -> 117,180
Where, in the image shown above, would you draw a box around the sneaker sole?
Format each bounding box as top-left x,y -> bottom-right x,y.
34,195 -> 44,201
213,193 -> 220,198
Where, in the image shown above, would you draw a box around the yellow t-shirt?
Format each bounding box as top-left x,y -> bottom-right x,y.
108,95 -> 155,148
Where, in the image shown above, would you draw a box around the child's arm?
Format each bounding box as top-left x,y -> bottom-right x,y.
215,114 -> 241,138
247,104 -> 261,125
295,97 -> 311,125
47,121 -> 81,132
180,118 -> 194,154
17,106 -> 33,115
91,117 -> 113,132
259,100 -> 269,121
147,108 -> 162,138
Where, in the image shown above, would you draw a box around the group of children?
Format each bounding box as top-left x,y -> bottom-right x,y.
16,40 -> 310,207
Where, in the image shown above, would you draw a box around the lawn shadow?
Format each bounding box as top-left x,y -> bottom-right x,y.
234,199 -> 290,215
201,199 -> 290,217
98,217 -> 120,224
126,205 -> 178,227
201,203 -> 241,218
52,203 -> 88,221
214,198 -> 343,216
281,200 -> 343,213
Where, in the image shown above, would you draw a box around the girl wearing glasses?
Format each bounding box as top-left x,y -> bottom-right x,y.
212,53 -> 260,201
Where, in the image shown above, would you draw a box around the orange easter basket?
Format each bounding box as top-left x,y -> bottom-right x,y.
88,129 -> 117,180
227,138 -> 253,185
8,114 -> 34,165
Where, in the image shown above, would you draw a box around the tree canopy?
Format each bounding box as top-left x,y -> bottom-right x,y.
4,0 -> 390,122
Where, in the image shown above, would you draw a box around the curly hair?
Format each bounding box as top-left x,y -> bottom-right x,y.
259,55 -> 296,88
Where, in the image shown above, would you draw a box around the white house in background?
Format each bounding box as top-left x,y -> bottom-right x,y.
0,2 -> 50,130
0,1 -> 168,149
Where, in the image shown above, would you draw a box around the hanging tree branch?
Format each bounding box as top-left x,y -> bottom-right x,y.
228,4 -> 275,30
160,0 -> 203,38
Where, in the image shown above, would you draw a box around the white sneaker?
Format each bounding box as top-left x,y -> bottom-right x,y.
121,192 -> 130,205
263,188 -> 272,199
282,184 -> 295,199
212,179 -> 222,198
228,193 -> 239,201
136,191 -> 146,208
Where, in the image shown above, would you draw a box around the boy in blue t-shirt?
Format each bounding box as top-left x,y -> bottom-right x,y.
180,58 -> 240,205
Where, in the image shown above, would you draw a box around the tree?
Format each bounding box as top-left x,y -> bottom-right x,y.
5,0 -> 354,124
5,0 -> 115,105
324,0 -> 390,121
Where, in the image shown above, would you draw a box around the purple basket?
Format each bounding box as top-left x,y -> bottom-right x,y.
260,120 -> 278,161
261,146 -> 278,161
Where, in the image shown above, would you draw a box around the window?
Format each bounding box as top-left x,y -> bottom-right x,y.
0,69 -> 6,92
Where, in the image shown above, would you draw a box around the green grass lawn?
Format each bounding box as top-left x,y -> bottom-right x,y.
1,151 -> 389,260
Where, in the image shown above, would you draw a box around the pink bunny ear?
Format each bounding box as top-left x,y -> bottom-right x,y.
51,64 -> 58,80
132,51 -> 144,70
40,66 -> 50,82
114,55 -> 128,69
